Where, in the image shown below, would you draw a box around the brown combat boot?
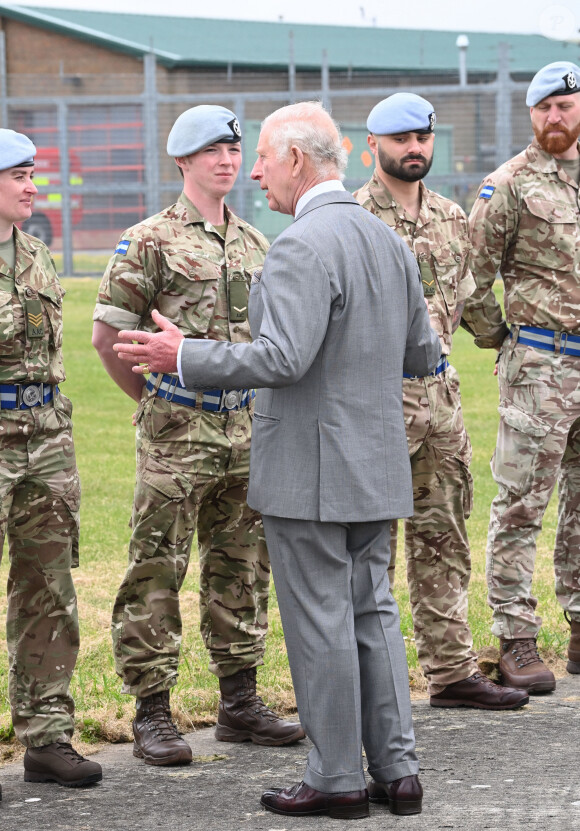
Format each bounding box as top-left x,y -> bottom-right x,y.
499,638 -> 556,693
133,690 -> 192,766
216,667 -> 306,746
23,742 -> 102,787
565,612 -> 580,674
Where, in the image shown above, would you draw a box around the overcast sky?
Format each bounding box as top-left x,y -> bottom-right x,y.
11,0 -> 580,39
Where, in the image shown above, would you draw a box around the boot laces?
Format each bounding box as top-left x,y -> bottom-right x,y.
511,639 -> 542,668
237,688 -> 280,721
469,671 -> 495,688
140,696 -> 183,742
234,675 -> 280,721
54,742 -> 87,764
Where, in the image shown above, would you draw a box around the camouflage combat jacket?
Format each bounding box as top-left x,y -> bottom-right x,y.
354,173 -> 475,355
462,139 -> 580,349
94,193 -> 269,346
0,227 -> 65,384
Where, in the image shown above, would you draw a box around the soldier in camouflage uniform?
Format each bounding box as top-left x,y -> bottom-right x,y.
92,106 -> 304,765
355,94 -> 527,711
0,129 -> 101,789
462,62 -> 580,692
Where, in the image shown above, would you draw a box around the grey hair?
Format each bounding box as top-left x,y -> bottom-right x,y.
262,101 -> 348,179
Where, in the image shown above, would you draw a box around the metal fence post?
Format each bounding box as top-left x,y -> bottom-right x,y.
321,50 -> 330,112
143,52 -> 160,216
0,32 -> 8,128
289,31 -> 296,103
57,100 -> 74,276
234,96 -> 246,219
495,42 -> 512,167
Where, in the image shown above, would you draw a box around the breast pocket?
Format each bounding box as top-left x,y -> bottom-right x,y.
432,242 -> 466,314
38,282 -> 64,349
164,252 -> 222,336
516,196 -> 577,272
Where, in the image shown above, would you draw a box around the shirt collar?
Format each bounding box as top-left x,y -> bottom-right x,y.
369,173 -> 431,226
295,179 -> 345,218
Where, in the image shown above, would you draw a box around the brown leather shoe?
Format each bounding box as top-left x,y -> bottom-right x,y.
430,672 -> 528,710
565,612 -> 580,674
216,668 -> 306,746
368,774 -> 423,815
23,742 -> 102,787
261,781 -> 369,819
133,690 -> 192,766
499,638 -> 556,693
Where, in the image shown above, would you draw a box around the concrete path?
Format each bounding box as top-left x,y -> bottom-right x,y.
1,674 -> 579,831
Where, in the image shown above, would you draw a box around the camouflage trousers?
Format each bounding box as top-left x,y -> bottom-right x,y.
391,366 -> 477,694
0,394 -> 81,747
488,340 -> 580,638
112,394 -> 270,698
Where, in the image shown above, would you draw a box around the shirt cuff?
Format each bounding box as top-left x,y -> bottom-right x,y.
177,339 -> 185,386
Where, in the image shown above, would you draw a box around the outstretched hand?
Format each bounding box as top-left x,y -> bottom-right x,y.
113,309 -> 184,374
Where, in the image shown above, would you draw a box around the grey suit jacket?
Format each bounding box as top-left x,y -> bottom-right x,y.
181,191 -> 440,522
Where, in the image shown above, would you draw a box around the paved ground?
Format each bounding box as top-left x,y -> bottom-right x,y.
1,674 -> 579,831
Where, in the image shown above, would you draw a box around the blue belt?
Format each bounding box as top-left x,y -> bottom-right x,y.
511,326 -> 580,357
0,382 -> 58,410
403,355 -> 448,380
147,373 -> 255,412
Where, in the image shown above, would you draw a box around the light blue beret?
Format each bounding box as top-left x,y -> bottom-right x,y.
367,93 -> 436,135
0,129 -> 36,170
526,61 -> 580,106
166,105 -> 241,157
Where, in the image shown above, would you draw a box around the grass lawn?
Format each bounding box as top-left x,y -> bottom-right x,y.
0,278 -> 568,759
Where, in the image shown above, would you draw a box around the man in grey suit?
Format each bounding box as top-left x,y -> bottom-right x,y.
113,102 -> 440,820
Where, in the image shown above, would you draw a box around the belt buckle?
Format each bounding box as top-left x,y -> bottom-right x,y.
19,383 -> 42,408
221,390 -> 241,411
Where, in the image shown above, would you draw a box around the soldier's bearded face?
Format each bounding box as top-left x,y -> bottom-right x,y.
531,94 -> 580,156
0,165 -> 37,233
533,120 -> 580,155
374,133 -> 434,183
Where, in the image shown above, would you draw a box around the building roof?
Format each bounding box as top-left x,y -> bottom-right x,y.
0,4 -> 578,72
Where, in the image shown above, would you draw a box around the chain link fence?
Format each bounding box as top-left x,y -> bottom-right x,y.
0,39 -> 533,274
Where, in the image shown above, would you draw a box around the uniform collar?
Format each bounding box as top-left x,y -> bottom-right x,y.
529,137 -> 580,187
178,191 -> 241,241
14,226 -> 41,274
369,171 -> 432,225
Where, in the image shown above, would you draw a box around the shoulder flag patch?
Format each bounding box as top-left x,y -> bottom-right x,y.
479,185 -> 495,199
115,239 -> 131,255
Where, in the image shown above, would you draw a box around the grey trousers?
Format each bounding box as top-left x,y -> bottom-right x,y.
263,515 -> 419,793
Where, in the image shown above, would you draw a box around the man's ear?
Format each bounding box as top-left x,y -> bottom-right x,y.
289,144 -> 305,178
367,134 -> 378,157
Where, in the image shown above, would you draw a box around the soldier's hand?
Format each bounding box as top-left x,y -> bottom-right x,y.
114,309 -> 183,375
